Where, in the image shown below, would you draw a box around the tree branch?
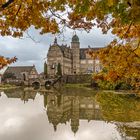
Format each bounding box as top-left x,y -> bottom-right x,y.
49,8 -> 73,30
12,4 -> 21,22
122,20 -> 133,39
26,31 -> 41,43
1,0 -> 14,9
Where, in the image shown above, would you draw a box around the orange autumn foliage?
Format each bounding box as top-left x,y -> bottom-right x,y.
0,56 -> 17,69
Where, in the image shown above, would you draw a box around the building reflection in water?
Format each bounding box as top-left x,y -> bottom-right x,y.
0,89 -> 139,139
2,89 -> 37,103
44,91 -> 102,134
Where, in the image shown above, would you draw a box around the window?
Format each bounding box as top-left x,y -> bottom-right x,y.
88,60 -> 93,64
81,60 -> 86,64
80,104 -> 86,108
57,58 -> 61,60
95,59 -> 100,64
95,66 -> 101,73
87,67 -> 93,73
87,67 -> 93,71
51,63 -> 56,69
88,104 -> 93,108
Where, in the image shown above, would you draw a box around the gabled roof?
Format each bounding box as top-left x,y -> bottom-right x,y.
3,66 -> 36,78
59,44 -> 72,58
50,42 -> 72,59
80,48 -> 101,59
5,66 -> 34,73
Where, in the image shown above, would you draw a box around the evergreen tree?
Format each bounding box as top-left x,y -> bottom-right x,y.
44,62 -> 48,76
57,63 -> 62,76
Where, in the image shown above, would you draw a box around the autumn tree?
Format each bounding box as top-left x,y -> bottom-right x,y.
0,56 -> 17,70
0,0 -> 140,88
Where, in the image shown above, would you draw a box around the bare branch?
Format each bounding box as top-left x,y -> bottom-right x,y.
26,31 -> 41,43
1,0 -> 14,9
122,20 -> 133,39
12,4 -> 22,22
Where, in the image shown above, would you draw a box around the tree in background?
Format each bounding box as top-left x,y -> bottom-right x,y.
44,62 -> 48,77
57,63 -> 62,76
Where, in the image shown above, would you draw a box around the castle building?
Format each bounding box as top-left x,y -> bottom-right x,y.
47,34 -> 102,76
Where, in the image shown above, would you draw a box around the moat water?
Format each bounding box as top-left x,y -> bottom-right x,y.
0,87 -> 140,140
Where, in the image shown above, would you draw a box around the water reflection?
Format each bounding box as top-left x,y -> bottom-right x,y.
0,88 -> 140,140
3,89 -> 37,103
44,91 -> 101,133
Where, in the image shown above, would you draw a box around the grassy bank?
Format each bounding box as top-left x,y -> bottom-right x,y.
64,83 -> 90,88
64,83 -> 140,96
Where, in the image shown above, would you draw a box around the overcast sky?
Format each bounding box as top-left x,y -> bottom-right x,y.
0,27 -> 115,73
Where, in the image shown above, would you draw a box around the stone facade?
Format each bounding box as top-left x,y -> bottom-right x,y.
3,65 -> 39,85
47,35 -> 102,76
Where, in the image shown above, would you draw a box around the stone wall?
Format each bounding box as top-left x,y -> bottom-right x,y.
62,74 -> 92,84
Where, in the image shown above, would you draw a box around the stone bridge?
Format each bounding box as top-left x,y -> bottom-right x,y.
24,76 -> 62,87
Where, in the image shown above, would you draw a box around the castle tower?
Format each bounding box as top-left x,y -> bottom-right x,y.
71,34 -> 80,74
71,96 -> 79,134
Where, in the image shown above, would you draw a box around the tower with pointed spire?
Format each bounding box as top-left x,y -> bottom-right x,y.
71,34 -> 80,74
71,96 -> 79,134
54,37 -> 57,45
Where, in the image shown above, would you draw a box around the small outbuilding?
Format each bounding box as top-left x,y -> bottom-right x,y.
3,65 -> 38,85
